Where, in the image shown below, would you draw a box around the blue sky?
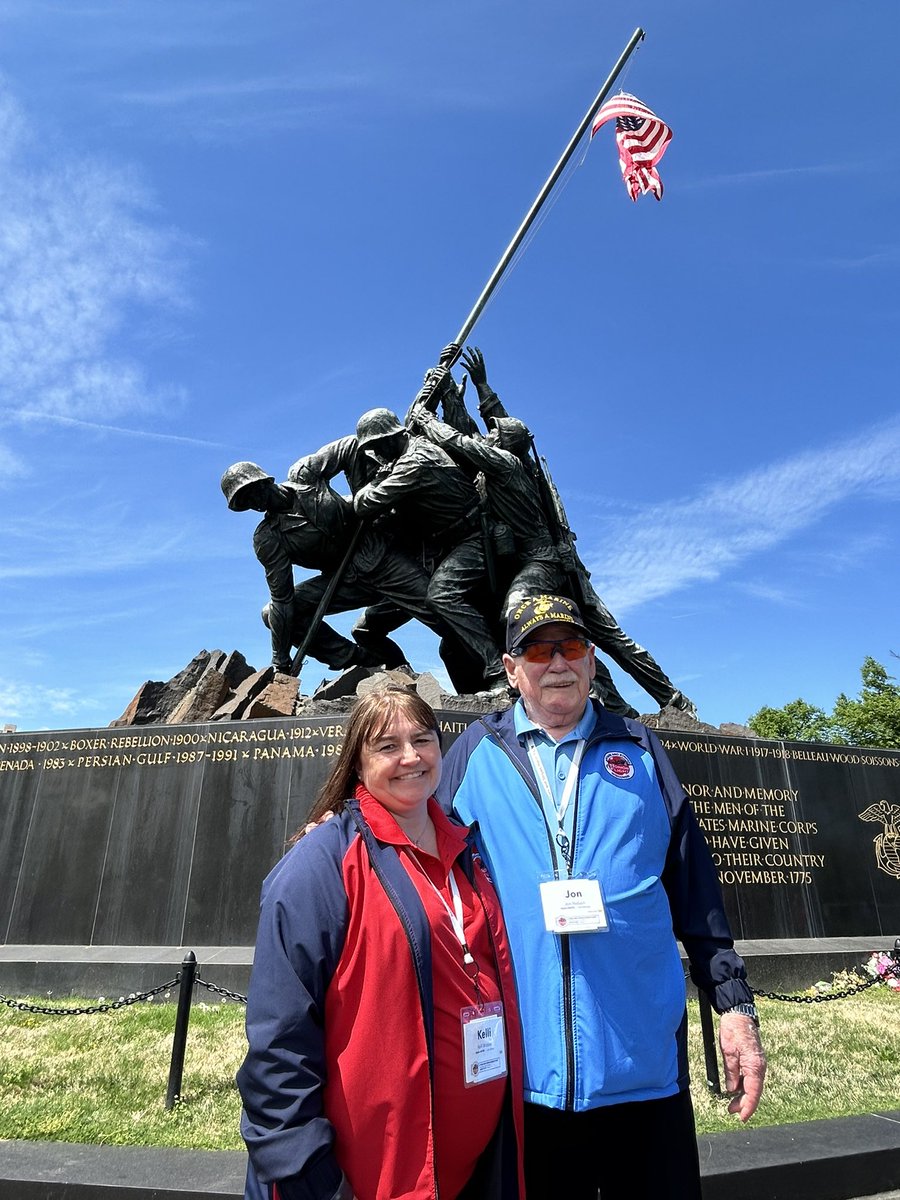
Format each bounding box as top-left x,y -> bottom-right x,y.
1,1 -> 898,733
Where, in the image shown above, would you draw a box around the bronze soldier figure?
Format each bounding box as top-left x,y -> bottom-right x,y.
420,347 -> 697,716
221,462 -> 441,676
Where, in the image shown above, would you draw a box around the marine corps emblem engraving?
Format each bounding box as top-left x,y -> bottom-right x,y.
859,801 -> 900,879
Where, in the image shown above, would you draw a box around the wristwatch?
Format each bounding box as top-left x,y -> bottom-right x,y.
723,1002 -> 759,1026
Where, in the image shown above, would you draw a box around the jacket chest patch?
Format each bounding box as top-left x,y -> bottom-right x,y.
603,751 -> 635,779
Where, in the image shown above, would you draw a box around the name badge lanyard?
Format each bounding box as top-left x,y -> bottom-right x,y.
526,734 -> 586,877
408,855 -> 484,1007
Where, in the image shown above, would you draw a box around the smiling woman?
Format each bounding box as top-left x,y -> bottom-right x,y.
237,685 -> 526,1200
355,716 -> 442,852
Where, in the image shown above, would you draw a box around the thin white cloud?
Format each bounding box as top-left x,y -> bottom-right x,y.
1,483 -> 247,579
0,678 -> 79,719
683,161 -> 869,190
0,442 -> 27,479
0,541 -> 183,581
11,600 -> 161,642
118,72 -> 363,107
587,416 -> 900,614
0,81 -> 190,432
733,581 -> 805,608
8,409 -> 223,448
0,0 -> 252,49
111,74 -> 504,141
818,245 -> 900,270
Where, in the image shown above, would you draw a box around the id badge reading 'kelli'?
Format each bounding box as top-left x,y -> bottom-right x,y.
461,1002 -> 507,1087
539,877 -> 608,934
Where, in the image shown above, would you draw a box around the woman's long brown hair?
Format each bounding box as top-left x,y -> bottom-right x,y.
289,684 -> 441,845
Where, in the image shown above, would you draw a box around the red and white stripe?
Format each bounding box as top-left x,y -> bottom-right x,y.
590,92 -> 673,202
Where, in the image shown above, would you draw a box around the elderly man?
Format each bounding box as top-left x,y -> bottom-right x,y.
437,594 -> 766,1200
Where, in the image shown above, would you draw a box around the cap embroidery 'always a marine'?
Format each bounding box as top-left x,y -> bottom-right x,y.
516,596 -> 580,635
519,610 -> 576,634
506,594 -> 590,651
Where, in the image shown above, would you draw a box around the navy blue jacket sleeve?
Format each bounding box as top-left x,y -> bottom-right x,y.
237,818 -> 352,1198
436,717 -> 493,814
644,725 -> 754,1011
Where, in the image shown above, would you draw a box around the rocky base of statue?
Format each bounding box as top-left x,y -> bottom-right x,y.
110,649 -> 298,726
109,649 -> 510,727
111,649 -> 753,737
640,707 -> 753,738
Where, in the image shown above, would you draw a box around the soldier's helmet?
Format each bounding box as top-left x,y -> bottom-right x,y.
220,461 -> 275,511
493,417 -> 532,457
356,408 -> 405,448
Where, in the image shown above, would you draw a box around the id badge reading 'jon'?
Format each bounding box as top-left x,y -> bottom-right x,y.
461,1001 -> 507,1087
540,877 -> 608,933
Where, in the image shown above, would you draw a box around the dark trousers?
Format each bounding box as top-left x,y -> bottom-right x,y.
286,532 -> 439,669
523,1091 -> 702,1200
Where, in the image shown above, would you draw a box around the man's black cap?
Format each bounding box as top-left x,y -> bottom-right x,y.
506,594 -> 590,652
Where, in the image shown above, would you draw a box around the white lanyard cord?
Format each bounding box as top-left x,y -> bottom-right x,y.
526,734 -> 586,828
407,854 -> 474,965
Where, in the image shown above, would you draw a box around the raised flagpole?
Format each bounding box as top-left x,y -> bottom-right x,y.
447,26 -> 645,364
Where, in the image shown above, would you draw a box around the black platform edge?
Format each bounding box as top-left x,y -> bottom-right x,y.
2,937 -> 893,999
0,1142 -> 246,1200
0,949 -> 253,1000
3,1112 -> 900,1200
699,1110 -> 900,1200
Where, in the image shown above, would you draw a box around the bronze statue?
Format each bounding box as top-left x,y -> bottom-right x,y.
220,462 -> 444,677
444,347 -> 696,716
222,344 -> 696,714
290,411 -> 507,692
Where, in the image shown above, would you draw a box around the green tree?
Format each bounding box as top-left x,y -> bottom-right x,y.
747,657 -> 900,749
747,698 -> 832,743
831,657 -> 900,749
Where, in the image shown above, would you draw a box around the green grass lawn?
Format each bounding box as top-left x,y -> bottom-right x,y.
689,988 -> 900,1131
0,997 -> 246,1150
1,988 -> 899,1150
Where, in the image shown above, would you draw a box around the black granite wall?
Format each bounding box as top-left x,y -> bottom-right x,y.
1,718 -> 898,946
659,732 -> 900,941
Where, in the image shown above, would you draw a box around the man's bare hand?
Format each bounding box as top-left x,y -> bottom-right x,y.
460,346 -> 487,389
300,809 -> 336,838
719,1013 -> 766,1122
413,367 -> 448,414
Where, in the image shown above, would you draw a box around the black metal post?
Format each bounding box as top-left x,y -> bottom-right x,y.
697,990 -> 722,1095
165,951 -> 197,1109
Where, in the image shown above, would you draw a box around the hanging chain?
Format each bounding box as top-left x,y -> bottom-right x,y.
2,955 -> 898,1017
0,976 -> 180,1016
195,976 -> 248,1005
753,958 -> 900,1004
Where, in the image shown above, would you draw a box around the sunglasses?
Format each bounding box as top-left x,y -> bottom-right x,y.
510,637 -> 591,664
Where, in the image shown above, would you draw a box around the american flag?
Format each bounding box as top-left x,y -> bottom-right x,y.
590,92 -> 672,202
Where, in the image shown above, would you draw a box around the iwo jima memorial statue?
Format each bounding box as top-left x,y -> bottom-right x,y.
5,30 -> 899,995
220,341 -> 695,721
220,31 -> 695,723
